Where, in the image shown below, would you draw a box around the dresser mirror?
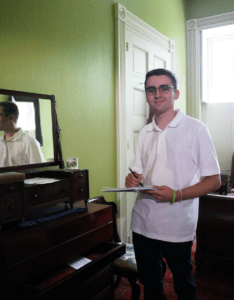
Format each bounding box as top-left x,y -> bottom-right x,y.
0,88 -> 64,173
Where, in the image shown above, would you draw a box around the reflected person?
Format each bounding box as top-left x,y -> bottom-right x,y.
0,101 -> 45,167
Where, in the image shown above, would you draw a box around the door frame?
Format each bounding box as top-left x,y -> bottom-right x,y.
115,2 -> 175,241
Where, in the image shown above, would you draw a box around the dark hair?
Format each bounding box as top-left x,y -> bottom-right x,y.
0,101 -> 19,123
144,68 -> 178,91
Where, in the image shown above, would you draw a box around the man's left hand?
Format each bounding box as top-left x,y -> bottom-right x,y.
142,185 -> 173,202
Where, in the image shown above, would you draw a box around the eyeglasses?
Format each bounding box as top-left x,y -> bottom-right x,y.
146,85 -> 174,96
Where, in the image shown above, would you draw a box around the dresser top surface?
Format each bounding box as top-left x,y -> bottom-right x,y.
0,202 -> 112,242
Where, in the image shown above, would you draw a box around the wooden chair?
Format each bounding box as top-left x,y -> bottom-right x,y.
88,196 -> 167,300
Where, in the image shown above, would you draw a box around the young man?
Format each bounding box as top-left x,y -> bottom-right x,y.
0,101 -> 45,167
125,69 -> 221,300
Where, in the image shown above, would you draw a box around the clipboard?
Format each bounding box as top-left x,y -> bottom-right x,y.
101,186 -> 158,193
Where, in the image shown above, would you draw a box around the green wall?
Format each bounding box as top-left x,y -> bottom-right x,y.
0,0 -> 187,202
185,0 -> 234,20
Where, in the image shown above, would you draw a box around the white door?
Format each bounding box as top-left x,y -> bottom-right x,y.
125,29 -> 172,243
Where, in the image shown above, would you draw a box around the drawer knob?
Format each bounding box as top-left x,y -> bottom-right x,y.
33,194 -> 38,199
8,186 -> 14,192
79,189 -> 84,192
79,174 -> 84,177
8,205 -> 16,211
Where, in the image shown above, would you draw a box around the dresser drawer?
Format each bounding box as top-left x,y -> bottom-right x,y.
24,180 -> 71,208
76,180 -> 88,199
74,170 -> 87,181
23,242 -> 125,300
50,179 -> 71,201
0,181 -> 23,224
0,193 -> 22,223
0,182 -> 21,196
59,266 -> 113,300
24,185 -> 48,207
72,170 -> 89,202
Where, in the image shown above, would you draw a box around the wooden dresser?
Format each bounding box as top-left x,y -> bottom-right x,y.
0,171 -> 125,300
196,194 -> 234,270
0,89 -> 125,300
0,169 -> 89,226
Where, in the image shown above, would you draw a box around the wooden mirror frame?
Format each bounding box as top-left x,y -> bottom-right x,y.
0,88 -> 64,173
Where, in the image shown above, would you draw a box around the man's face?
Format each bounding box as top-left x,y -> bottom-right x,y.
0,107 -> 10,131
145,75 -> 179,115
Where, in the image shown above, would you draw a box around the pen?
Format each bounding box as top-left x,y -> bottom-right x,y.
129,168 -> 144,187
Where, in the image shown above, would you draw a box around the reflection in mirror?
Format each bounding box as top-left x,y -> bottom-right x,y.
0,94 -> 54,167
11,96 -> 43,146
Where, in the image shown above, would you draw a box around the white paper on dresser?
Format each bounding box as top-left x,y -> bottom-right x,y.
66,255 -> 92,270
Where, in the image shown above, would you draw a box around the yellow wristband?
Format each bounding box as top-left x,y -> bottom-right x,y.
171,190 -> 176,204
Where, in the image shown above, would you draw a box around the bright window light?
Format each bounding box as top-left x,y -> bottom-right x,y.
201,24 -> 234,103
15,101 -> 36,131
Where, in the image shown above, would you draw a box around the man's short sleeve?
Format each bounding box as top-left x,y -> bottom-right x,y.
28,138 -> 45,164
193,124 -> 220,177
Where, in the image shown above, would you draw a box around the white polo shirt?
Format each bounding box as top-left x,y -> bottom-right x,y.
131,109 -> 220,242
0,128 -> 45,167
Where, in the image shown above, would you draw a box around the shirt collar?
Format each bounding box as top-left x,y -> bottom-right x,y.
3,128 -> 23,142
147,109 -> 185,132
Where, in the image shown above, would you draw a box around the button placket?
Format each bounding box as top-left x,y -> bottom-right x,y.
157,131 -> 165,154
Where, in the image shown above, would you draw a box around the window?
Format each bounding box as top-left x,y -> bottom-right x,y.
187,12 -> 234,175
16,101 -> 36,133
186,11 -> 234,119
201,24 -> 234,103
10,96 -> 43,145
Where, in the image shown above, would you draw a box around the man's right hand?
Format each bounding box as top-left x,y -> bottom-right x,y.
125,172 -> 143,188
